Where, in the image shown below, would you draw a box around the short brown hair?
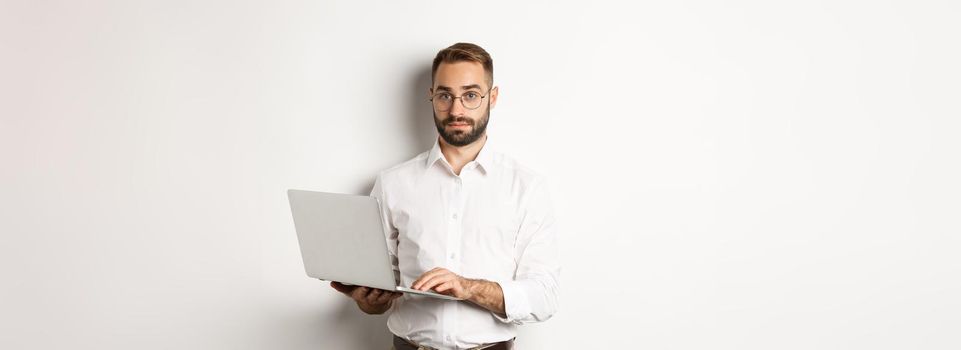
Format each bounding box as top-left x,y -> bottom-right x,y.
431,42 -> 494,88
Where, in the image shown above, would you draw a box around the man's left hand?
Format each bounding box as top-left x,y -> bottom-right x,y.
411,267 -> 475,299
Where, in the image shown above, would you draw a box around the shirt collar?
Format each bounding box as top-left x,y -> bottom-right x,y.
426,135 -> 494,175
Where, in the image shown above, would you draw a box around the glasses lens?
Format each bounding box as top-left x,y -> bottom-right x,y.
463,92 -> 482,109
432,93 -> 452,111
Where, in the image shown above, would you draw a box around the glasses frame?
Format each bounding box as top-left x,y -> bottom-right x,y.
428,87 -> 494,112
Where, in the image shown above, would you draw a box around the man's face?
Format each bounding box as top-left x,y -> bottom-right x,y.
431,61 -> 498,147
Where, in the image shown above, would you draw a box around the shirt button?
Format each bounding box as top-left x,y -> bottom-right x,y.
449,253 -> 456,259
452,213 -> 458,219
445,335 -> 452,341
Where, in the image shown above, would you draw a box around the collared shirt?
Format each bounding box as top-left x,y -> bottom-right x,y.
370,135 -> 560,350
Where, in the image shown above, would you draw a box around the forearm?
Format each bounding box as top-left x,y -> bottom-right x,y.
466,278 -> 506,318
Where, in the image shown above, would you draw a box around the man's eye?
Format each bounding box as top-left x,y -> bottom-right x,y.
438,93 -> 453,100
465,92 -> 479,99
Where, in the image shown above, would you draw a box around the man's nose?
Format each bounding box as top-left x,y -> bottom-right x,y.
448,97 -> 468,116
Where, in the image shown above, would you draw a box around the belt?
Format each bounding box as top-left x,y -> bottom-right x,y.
392,335 -> 514,350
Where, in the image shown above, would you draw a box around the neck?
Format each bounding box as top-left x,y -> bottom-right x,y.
439,134 -> 487,175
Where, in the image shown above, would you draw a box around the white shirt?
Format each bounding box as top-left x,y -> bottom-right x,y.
370,136 -> 560,350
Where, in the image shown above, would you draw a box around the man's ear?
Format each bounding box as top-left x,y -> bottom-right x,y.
489,86 -> 499,108
427,87 -> 433,98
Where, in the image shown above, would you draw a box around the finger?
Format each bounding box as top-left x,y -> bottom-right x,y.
434,281 -> 452,293
375,291 -> 399,304
366,288 -> 382,304
330,282 -> 354,295
350,286 -> 369,301
412,268 -> 447,289
419,274 -> 454,292
413,268 -> 450,290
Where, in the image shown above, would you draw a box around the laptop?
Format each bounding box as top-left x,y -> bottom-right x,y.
287,189 -> 461,301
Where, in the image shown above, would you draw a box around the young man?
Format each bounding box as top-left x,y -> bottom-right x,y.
330,43 -> 560,350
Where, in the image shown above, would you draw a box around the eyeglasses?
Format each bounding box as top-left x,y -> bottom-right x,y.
429,89 -> 493,112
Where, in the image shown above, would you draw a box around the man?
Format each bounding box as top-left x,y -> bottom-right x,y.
330,43 -> 560,350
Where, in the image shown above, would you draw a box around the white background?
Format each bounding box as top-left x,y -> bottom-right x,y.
2,0 -> 959,349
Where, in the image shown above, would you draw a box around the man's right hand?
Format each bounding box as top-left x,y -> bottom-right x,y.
330,281 -> 402,315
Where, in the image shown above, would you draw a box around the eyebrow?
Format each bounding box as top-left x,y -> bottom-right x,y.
435,84 -> 484,92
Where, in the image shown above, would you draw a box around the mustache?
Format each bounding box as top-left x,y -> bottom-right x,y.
443,117 -> 474,126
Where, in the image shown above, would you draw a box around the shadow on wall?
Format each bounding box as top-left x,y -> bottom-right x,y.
323,65 -> 434,348
268,296 -> 393,349
406,65 -> 439,155
355,64 -> 436,196
330,300 -> 394,349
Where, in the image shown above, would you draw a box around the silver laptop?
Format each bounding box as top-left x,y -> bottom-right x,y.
287,189 -> 461,301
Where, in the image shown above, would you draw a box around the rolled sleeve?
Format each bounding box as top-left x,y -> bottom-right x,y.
494,177 -> 561,324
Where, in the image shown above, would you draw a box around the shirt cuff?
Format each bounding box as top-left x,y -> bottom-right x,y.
493,280 -> 530,324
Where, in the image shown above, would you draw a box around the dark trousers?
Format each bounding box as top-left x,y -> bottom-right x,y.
392,335 -> 514,350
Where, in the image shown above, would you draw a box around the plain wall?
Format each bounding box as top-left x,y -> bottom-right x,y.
2,0 -> 959,349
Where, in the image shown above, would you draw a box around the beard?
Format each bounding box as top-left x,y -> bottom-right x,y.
433,102 -> 490,147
